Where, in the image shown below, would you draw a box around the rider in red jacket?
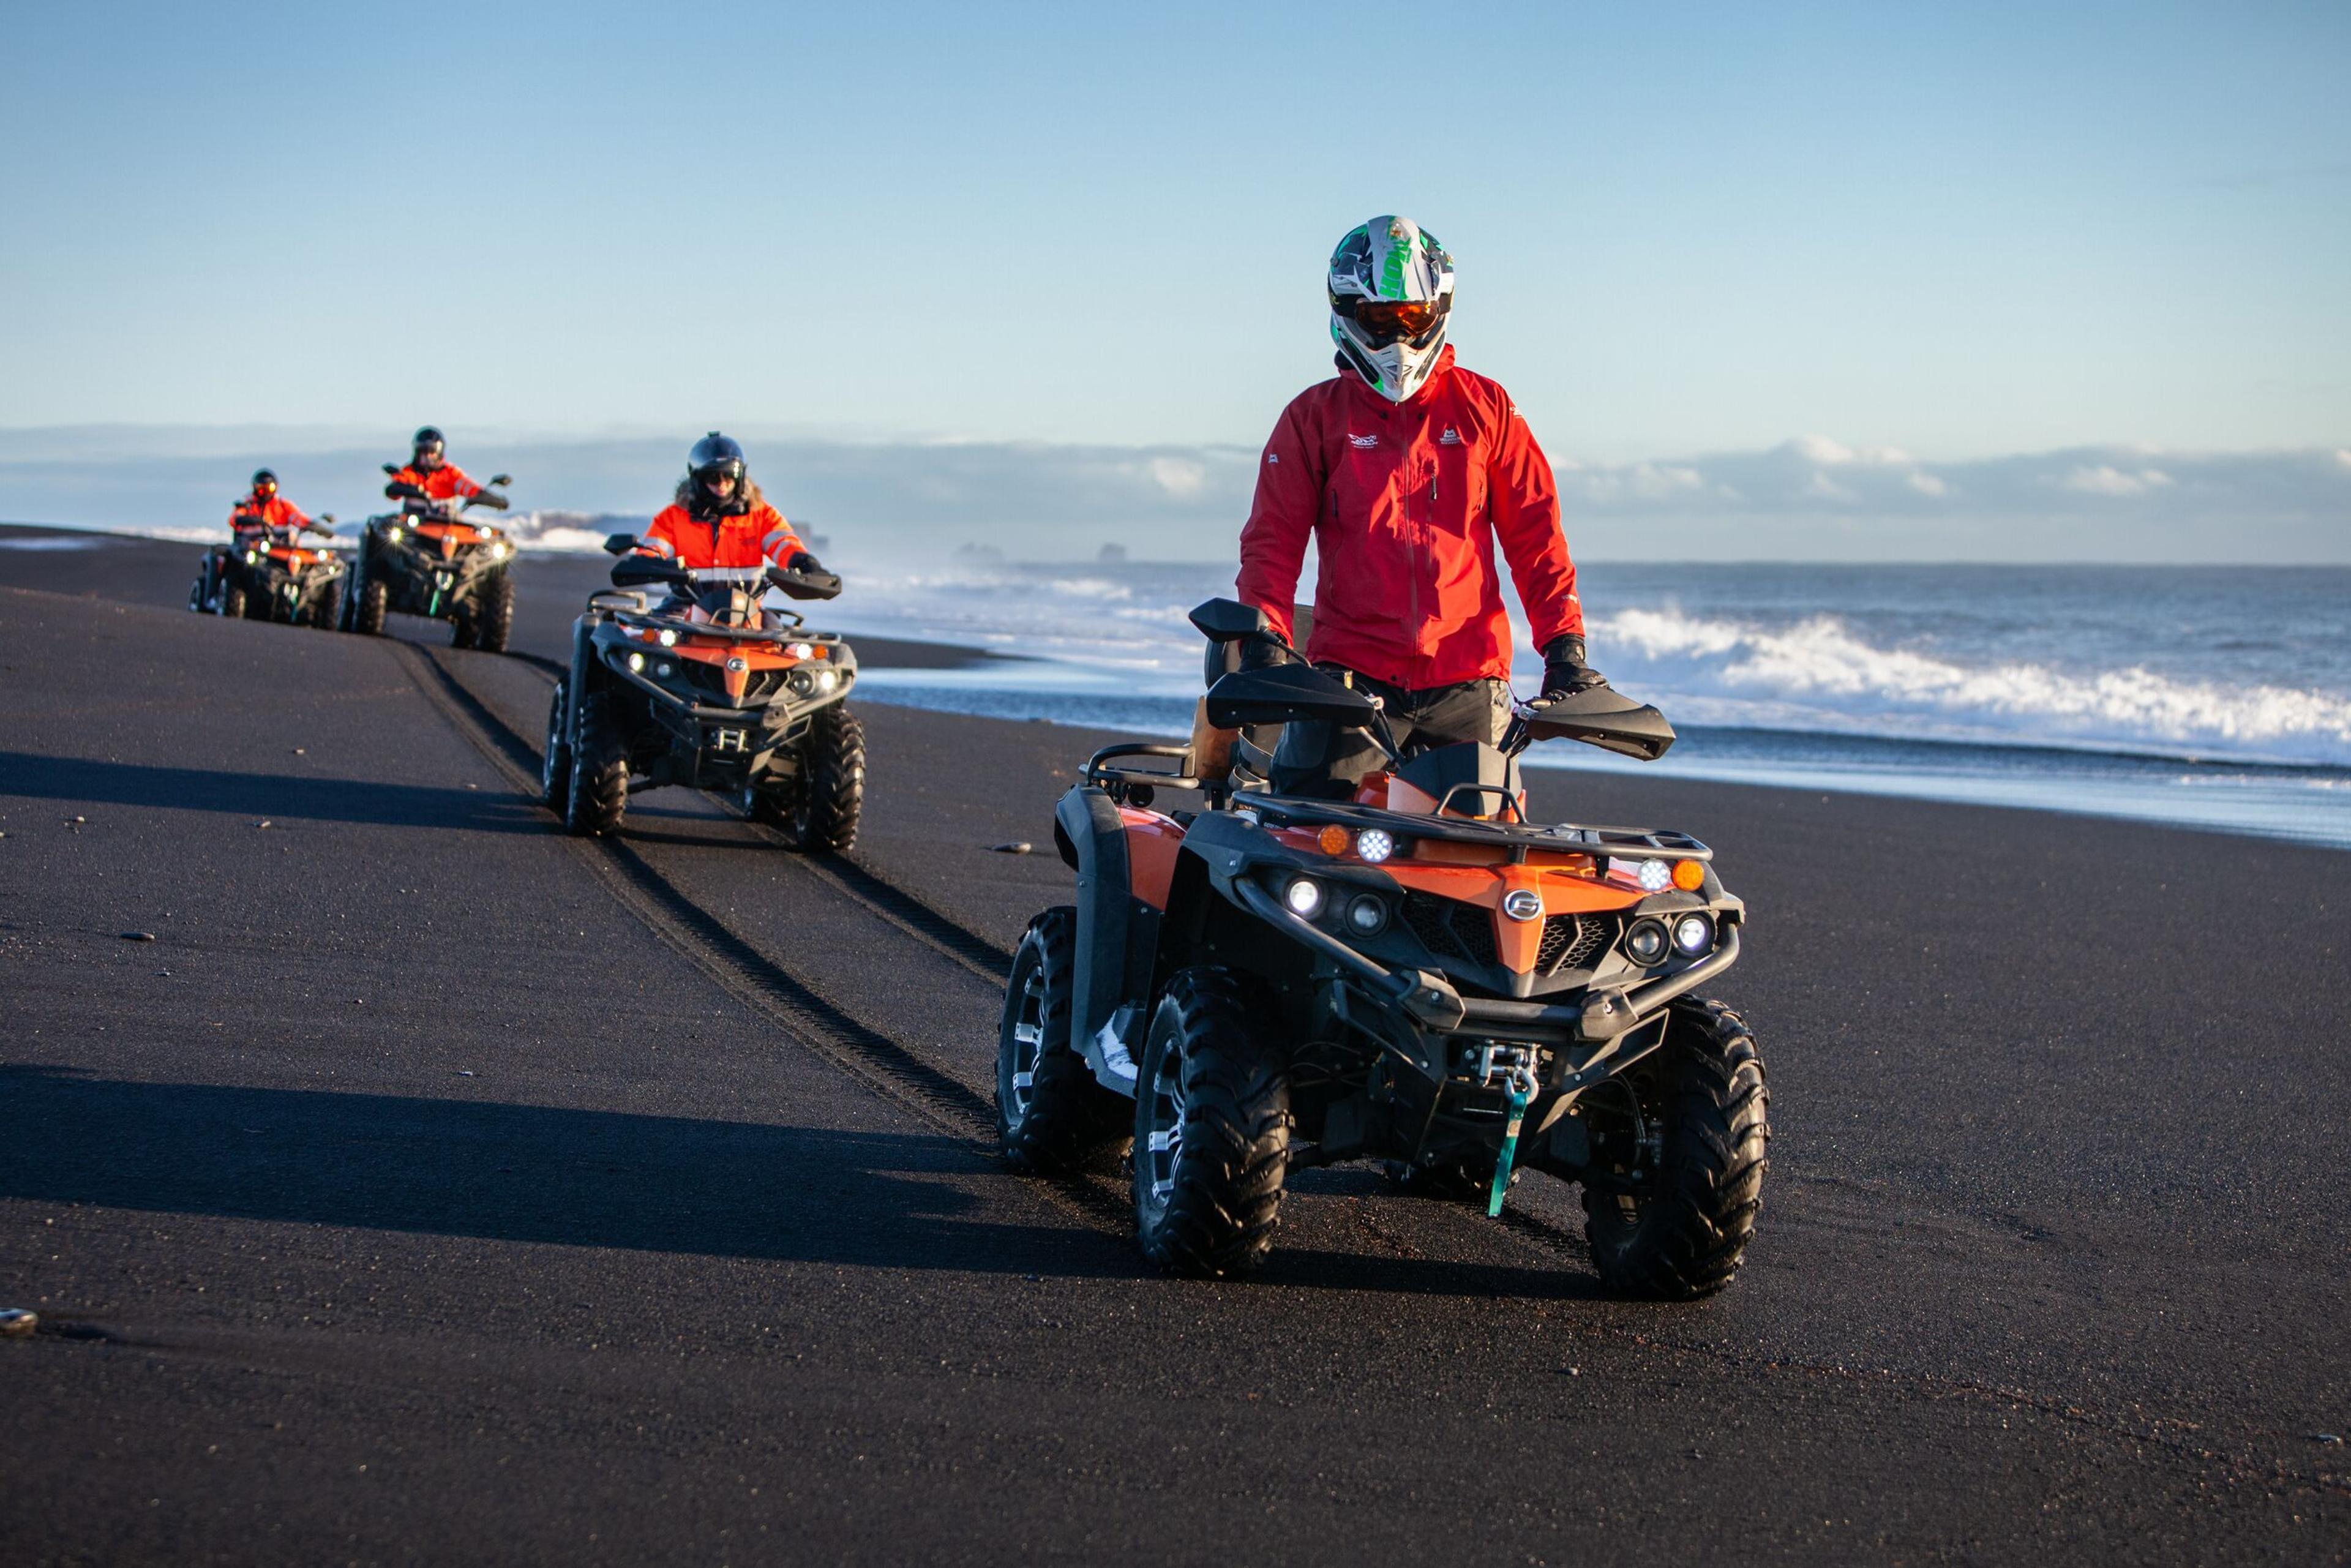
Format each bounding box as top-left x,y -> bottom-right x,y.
631,432 -> 819,575
1235,217 -> 1605,794
227,469 -> 315,541
383,427 -> 509,509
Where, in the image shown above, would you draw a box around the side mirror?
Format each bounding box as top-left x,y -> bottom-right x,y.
381,462 -> 400,475
1204,664 -> 1379,730
602,533 -> 638,556
488,473 -> 512,487
320,513 -> 337,525
1188,597 -> 1274,642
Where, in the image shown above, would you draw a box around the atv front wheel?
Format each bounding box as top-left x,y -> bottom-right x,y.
219,582 -> 248,620
564,689 -> 629,836
350,572 -> 386,636
309,578 -> 343,631
997,907 -> 1131,1175
781,702 -> 864,853
542,677 -> 573,815
1580,997 -> 1769,1300
1133,967 -> 1292,1278
472,571 -> 515,654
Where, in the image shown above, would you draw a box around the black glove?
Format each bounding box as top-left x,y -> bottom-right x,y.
1237,632 -> 1294,671
1540,635 -> 1608,699
786,550 -> 823,574
473,490 -> 509,511
385,481 -> 425,501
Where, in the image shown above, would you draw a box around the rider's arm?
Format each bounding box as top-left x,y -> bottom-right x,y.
631,508 -> 682,561
438,465 -> 484,500
1487,400 -> 1584,648
1235,395 -> 1327,650
279,499 -> 313,531
757,506 -> 809,571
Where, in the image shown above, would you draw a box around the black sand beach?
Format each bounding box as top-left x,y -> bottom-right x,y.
3,528 -> 2347,1562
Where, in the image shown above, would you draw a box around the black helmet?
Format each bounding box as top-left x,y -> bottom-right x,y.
412,426 -> 446,467
689,430 -> 745,483
251,468 -> 278,494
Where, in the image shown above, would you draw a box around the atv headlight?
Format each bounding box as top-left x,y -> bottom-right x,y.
244,549 -> 260,563
1346,894 -> 1388,935
1283,877 -> 1325,919
656,662 -> 674,679
658,629 -> 679,647
787,667 -> 817,696
627,652 -> 645,672
386,525 -> 403,542
786,642 -> 815,659
1674,913 -> 1715,955
1625,918 -> 1670,965
813,669 -> 838,694
1635,858 -> 1673,893
489,542 -> 508,560
1355,828 -> 1395,863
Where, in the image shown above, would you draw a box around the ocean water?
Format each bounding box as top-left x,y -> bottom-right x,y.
808,558 -> 2351,850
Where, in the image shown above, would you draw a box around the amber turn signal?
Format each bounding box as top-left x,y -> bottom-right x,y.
1672,859 -> 1706,891
1317,825 -> 1352,855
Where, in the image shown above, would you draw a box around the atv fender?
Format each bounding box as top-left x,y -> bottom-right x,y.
1056,787 -> 1163,1073
564,616 -> 602,752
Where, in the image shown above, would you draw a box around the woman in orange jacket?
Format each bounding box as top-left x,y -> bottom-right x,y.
630,432 -> 820,577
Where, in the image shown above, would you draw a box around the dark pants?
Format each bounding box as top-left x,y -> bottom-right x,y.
1269,672 -> 1510,798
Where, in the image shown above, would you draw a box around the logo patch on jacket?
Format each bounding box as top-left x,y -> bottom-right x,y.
1347,433 -> 1379,449
1439,427 -> 1463,445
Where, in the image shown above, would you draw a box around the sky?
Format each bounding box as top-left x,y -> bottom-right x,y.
1,1 -> 2346,556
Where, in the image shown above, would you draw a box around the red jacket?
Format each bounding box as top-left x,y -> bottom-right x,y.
632,500 -> 803,572
1237,346 -> 1583,691
228,493 -> 311,537
387,463 -> 483,502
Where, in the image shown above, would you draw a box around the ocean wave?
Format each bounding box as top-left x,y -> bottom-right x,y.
1593,607 -> 2351,765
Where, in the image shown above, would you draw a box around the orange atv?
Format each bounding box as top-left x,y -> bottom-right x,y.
195,517 -> 346,628
995,599 -> 1768,1297
345,473 -> 517,650
542,535 -> 863,850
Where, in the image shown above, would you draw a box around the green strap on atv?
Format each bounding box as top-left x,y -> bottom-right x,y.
1488,1079 -> 1533,1218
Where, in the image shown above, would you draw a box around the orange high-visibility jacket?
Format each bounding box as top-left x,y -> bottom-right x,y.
631,501 -> 804,572
227,493 -> 312,536
386,463 -> 484,502
1236,345 -> 1584,691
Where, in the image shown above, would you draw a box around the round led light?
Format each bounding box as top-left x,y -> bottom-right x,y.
1672,859 -> 1706,891
245,549 -> 260,563
656,662 -> 674,678
490,542 -> 508,560
726,656 -> 748,672
1674,914 -> 1714,955
1355,828 -> 1396,863
658,629 -> 679,647
626,652 -> 645,672
1284,877 -> 1325,918
1316,825 -> 1351,855
1346,895 -> 1387,934
1625,918 -> 1670,964
787,642 -> 816,659
1637,858 -> 1673,893
814,669 -> 838,693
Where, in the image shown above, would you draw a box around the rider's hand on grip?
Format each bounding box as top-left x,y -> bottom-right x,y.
1540,634 -> 1608,699
1237,632 -> 1295,672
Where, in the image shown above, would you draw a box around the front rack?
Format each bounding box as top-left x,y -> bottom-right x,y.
1080,741 -> 1709,862
607,607 -> 844,645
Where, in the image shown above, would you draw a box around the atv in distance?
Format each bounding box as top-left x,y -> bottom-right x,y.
344,470 -> 517,650
191,516 -> 346,628
996,598 -> 1768,1297
543,534 -> 864,850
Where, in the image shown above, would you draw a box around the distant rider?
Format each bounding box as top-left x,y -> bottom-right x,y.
627,432 -> 823,586
1234,216 -> 1607,795
207,468 -> 328,608
383,427 -> 509,512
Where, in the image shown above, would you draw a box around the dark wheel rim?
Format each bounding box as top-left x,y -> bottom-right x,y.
1139,1011 -> 1184,1218
1003,955 -> 1048,1127
543,683 -> 567,794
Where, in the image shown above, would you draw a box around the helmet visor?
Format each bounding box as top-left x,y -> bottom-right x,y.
697,460 -> 744,491
1332,294 -> 1448,347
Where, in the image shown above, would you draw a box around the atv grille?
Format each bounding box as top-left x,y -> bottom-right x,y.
678,664 -> 786,704
1400,891 -> 1499,968
1538,913 -> 1613,975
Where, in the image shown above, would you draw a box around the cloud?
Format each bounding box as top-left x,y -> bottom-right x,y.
2,426 -> 2347,564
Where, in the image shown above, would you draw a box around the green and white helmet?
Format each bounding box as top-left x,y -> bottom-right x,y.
1328,216 -> 1456,402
